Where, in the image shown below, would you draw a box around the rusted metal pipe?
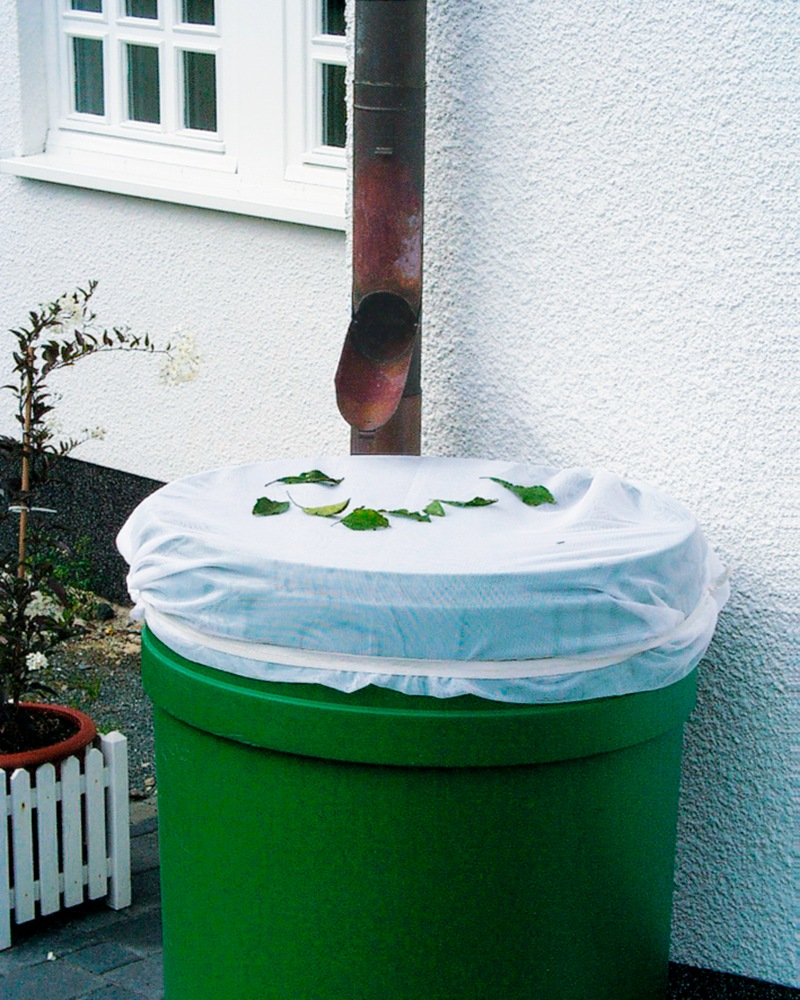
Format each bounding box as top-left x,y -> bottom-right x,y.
335,0 -> 426,455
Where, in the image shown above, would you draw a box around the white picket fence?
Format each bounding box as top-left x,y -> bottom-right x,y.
0,731 -> 131,949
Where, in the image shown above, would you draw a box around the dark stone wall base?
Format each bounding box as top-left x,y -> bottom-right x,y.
0,456 -> 165,603
669,963 -> 799,998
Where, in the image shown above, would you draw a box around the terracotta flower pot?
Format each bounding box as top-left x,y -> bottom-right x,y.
0,703 -> 97,772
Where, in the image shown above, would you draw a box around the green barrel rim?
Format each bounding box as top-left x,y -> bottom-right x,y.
142,626 -> 697,767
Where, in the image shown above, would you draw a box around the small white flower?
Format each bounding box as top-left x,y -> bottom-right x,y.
25,591 -> 63,620
43,416 -> 64,439
26,652 -> 48,672
81,425 -> 107,441
52,294 -> 86,335
159,329 -> 201,386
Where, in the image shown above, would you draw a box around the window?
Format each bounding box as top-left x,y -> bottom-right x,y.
311,0 -> 346,155
1,1 -> 348,229
284,0 -> 347,187
56,0 -> 222,145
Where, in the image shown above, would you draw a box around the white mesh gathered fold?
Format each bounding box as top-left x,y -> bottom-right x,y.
117,456 -> 729,703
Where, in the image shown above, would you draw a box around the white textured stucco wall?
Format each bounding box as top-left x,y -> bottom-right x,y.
1,1 -> 797,987
0,182 -> 349,476
422,3 -> 798,987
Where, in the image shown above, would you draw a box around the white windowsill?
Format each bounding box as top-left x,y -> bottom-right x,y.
0,149 -> 347,232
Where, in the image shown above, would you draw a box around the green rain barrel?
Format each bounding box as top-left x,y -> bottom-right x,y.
143,630 -> 696,1000
120,459 -> 732,1000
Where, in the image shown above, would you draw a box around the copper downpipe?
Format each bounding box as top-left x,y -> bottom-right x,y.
335,0 -> 426,456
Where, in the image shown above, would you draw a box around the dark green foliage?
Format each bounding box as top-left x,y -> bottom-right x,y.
252,497 -> 290,517
339,508 -> 390,531
381,508 -> 431,522
266,470 -> 343,487
439,496 -> 498,508
481,478 -> 556,506
294,498 -> 351,518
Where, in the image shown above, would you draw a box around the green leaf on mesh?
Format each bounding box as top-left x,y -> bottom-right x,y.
252,497 -> 290,517
438,496 -> 498,508
339,507 -> 390,531
481,478 -> 556,506
382,508 -> 431,523
423,500 -> 446,517
294,498 -> 350,518
266,469 -> 343,487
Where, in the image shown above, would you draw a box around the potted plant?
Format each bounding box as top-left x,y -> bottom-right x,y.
0,283 -> 190,944
0,282 -> 171,764
0,556 -> 97,770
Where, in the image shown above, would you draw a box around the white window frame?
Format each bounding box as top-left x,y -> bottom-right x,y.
284,0 -> 347,184
307,0 -> 347,168
56,3 -> 223,147
0,0 -> 347,230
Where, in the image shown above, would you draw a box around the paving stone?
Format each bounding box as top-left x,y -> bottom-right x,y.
129,799 -> 158,832
0,923 -> 102,970
131,816 -> 158,839
84,987 -> 145,1000
130,831 -> 160,875
106,954 -> 164,999
63,941 -> 142,974
0,939 -> 61,973
95,910 -> 162,955
130,868 -> 161,909
65,905 -> 130,936
0,957 -> 103,999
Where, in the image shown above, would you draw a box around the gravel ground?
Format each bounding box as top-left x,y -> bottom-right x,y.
41,601 -> 156,800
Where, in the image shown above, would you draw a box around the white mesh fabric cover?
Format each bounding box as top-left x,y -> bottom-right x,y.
117,456 -> 729,703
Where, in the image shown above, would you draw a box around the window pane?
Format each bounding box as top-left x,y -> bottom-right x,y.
322,0 -> 345,36
322,63 -> 346,147
182,0 -> 214,25
127,44 -> 160,123
183,50 -> 217,131
125,0 -> 158,17
73,37 -> 104,115
71,0 -> 102,12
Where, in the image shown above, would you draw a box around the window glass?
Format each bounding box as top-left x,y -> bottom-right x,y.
127,44 -> 160,122
182,0 -> 215,25
322,62 -> 346,147
322,0 -> 345,36
71,0 -> 102,12
183,51 -> 217,131
126,0 -> 158,18
73,37 -> 105,115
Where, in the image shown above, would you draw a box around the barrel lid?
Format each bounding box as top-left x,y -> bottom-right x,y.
119,456 -> 727,703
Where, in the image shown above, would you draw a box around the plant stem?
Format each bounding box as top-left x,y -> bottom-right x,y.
17,350 -> 33,579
